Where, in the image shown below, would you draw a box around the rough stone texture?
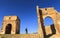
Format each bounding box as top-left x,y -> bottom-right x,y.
0,16 -> 20,34
0,34 -> 40,38
36,6 -> 60,38
0,6 -> 60,38
45,26 -> 52,35
50,34 -> 60,38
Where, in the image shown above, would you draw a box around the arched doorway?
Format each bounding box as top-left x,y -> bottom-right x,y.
5,24 -> 12,34
44,16 -> 56,37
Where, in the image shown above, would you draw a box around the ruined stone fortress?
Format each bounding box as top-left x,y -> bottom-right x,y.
0,6 -> 60,38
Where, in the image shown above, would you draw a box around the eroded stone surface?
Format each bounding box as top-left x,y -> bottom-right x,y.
0,6 -> 60,38
0,16 -> 20,34
36,6 -> 60,38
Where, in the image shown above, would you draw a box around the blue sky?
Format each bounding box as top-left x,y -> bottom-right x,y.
0,0 -> 60,34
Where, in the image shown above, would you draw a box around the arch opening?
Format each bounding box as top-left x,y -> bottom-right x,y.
44,16 -> 54,26
5,24 -> 12,34
43,16 -> 56,37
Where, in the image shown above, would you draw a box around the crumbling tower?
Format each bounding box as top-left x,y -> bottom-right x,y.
0,16 -> 20,34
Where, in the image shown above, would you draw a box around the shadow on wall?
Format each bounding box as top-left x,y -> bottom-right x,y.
39,10 -> 46,37
45,24 -> 56,38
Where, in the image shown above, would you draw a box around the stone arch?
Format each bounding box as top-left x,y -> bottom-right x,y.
0,16 -> 20,34
43,16 -> 56,37
5,24 -> 12,34
42,15 -> 58,34
36,6 -> 58,38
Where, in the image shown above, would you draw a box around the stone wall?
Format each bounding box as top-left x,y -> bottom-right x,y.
0,34 -> 40,38
45,26 -> 52,35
